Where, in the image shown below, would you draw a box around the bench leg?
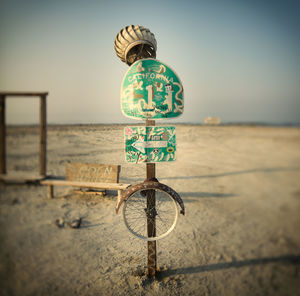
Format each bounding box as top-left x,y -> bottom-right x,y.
48,185 -> 54,199
117,190 -> 122,204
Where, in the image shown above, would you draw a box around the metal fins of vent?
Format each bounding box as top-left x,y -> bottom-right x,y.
114,25 -> 157,65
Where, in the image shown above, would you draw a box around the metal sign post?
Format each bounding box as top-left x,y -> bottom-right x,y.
146,119 -> 157,276
114,25 -> 184,277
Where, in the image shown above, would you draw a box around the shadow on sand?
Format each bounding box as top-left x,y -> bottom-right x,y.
159,166 -> 300,181
157,254 -> 300,279
179,192 -> 235,201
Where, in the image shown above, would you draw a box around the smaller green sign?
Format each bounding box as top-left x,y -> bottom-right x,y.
125,126 -> 176,163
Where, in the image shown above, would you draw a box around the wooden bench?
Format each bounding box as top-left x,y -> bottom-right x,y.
40,162 -> 130,199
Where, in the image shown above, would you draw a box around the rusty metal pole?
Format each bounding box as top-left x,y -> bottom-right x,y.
0,95 -> 6,175
146,119 -> 157,277
114,26 -> 159,277
39,94 -> 47,177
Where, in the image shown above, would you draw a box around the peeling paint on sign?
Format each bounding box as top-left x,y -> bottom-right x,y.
121,59 -> 184,120
125,126 -> 176,163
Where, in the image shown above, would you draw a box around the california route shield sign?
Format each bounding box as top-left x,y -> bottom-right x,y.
121,59 -> 184,120
125,126 -> 176,163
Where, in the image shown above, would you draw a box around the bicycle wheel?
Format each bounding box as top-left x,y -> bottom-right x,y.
122,187 -> 178,241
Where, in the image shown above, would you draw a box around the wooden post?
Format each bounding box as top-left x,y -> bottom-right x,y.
48,185 -> 54,199
146,119 -> 157,277
0,95 -> 6,175
39,95 -> 47,176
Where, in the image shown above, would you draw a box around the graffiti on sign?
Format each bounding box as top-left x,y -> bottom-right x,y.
125,126 -> 176,163
66,162 -> 120,183
121,59 -> 184,120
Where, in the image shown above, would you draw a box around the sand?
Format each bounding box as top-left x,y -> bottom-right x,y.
0,124 -> 300,295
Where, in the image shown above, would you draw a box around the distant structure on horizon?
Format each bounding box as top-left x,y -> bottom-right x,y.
204,117 -> 221,125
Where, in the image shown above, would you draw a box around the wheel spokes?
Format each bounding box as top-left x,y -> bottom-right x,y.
123,188 -> 178,240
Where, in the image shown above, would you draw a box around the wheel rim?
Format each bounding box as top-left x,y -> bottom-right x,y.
122,187 -> 178,241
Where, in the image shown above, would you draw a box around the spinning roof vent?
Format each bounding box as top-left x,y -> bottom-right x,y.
114,25 -> 157,65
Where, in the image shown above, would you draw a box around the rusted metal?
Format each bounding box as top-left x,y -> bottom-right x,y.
115,180 -> 185,215
146,119 -> 156,276
115,24 -> 185,279
147,239 -> 157,277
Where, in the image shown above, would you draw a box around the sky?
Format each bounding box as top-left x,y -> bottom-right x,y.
0,0 -> 299,125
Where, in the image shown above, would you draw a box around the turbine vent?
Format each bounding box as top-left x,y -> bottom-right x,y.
114,25 -> 157,65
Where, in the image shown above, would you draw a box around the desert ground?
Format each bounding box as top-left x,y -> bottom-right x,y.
0,124 -> 300,295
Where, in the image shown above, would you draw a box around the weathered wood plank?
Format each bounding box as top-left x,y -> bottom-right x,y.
40,179 -> 130,190
73,189 -> 106,196
65,162 -> 120,183
0,95 -> 5,175
0,92 -> 49,96
48,185 -> 54,199
0,92 -> 49,180
40,95 -> 47,176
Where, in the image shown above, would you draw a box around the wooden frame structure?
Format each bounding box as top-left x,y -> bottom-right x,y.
0,92 -> 48,182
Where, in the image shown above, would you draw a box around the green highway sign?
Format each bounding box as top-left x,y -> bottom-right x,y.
121,59 -> 184,120
125,126 -> 176,163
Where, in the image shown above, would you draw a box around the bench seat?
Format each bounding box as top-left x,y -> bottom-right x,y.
40,177 -> 131,199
